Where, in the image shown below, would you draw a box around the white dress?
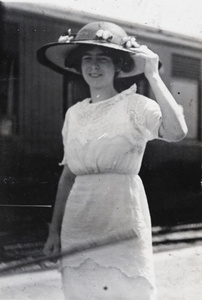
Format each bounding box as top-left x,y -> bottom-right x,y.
59,84 -> 162,300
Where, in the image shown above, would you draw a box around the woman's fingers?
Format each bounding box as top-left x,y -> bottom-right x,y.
130,45 -> 155,56
50,246 -> 61,263
130,46 -> 159,78
43,242 -> 60,262
43,235 -> 61,260
130,45 -> 158,58
43,241 -> 52,256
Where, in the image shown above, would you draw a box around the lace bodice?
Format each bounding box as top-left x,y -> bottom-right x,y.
60,84 -> 162,175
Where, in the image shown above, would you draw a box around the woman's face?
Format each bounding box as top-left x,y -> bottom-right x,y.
81,47 -> 116,89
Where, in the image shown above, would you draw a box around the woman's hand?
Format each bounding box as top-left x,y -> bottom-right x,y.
43,230 -> 61,262
42,164 -> 76,262
132,45 -> 188,141
131,45 -> 160,79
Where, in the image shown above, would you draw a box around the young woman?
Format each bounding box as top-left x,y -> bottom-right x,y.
37,21 -> 187,299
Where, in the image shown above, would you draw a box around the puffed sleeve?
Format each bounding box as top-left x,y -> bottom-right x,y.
128,94 -> 162,141
59,110 -> 70,166
144,99 -> 162,141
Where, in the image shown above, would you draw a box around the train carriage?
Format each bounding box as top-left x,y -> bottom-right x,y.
0,2 -> 201,235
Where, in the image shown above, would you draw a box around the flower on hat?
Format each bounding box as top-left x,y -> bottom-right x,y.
96,29 -> 113,41
58,29 -> 74,43
122,36 -> 140,49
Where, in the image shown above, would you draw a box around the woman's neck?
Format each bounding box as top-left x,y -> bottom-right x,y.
90,87 -> 118,103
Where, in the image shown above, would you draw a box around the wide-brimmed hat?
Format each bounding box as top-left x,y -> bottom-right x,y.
37,21 -> 159,78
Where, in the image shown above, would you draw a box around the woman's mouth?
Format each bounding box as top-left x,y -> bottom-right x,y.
89,73 -> 101,78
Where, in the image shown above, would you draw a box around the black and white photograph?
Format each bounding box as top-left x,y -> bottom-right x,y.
0,0 -> 202,299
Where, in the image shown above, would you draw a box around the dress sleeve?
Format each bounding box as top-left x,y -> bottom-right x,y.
128,94 -> 162,141
59,110 -> 70,166
144,99 -> 162,141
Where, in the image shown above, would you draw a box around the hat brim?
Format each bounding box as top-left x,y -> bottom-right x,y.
37,40 -> 161,78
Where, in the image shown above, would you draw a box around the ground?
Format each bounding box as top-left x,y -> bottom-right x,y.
0,223 -> 202,299
0,245 -> 202,300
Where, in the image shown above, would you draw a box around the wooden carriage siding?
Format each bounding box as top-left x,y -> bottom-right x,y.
0,2 -> 201,230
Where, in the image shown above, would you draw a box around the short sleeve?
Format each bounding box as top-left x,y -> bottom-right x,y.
59,110 -> 70,166
144,99 -> 162,141
128,94 -> 162,141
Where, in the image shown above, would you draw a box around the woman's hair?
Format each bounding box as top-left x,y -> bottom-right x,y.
65,44 -> 135,75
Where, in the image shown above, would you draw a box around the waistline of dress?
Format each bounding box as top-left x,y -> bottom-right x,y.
75,172 -> 139,178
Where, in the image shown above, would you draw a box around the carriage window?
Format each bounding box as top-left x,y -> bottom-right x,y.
0,22 -> 19,136
0,56 -> 18,136
171,54 -> 201,140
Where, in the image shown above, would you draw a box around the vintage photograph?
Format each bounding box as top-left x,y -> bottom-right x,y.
0,0 -> 201,299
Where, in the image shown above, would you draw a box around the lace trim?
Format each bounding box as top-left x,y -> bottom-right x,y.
127,98 -> 146,141
77,84 -> 137,126
59,257 -> 156,287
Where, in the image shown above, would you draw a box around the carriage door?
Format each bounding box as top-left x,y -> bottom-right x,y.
170,53 -> 201,215
170,53 -> 201,140
0,21 -> 19,206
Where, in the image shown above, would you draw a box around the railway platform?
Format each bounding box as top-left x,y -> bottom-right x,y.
0,223 -> 202,299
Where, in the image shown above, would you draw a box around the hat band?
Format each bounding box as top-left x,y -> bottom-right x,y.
58,29 -> 140,49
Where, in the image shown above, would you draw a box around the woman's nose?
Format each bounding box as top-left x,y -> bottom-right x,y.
90,58 -> 100,69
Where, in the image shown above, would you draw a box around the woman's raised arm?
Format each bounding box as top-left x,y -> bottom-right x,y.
133,46 -> 188,141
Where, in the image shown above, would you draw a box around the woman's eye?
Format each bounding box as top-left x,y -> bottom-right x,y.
82,56 -> 91,62
82,55 -> 110,63
99,57 -> 108,62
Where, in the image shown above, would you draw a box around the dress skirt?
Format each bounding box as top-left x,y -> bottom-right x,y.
60,246 -> 156,300
59,174 -> 157,300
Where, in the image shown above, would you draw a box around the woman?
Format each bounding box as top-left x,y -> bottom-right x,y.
37,21 -> 187,299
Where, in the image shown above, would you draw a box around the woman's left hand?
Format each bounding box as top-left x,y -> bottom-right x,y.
131,45 -> 159,79
130,46 -> 187,142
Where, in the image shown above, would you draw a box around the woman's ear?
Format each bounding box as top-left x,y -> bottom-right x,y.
115,57 -> 123,73
115,66 -> 121,73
